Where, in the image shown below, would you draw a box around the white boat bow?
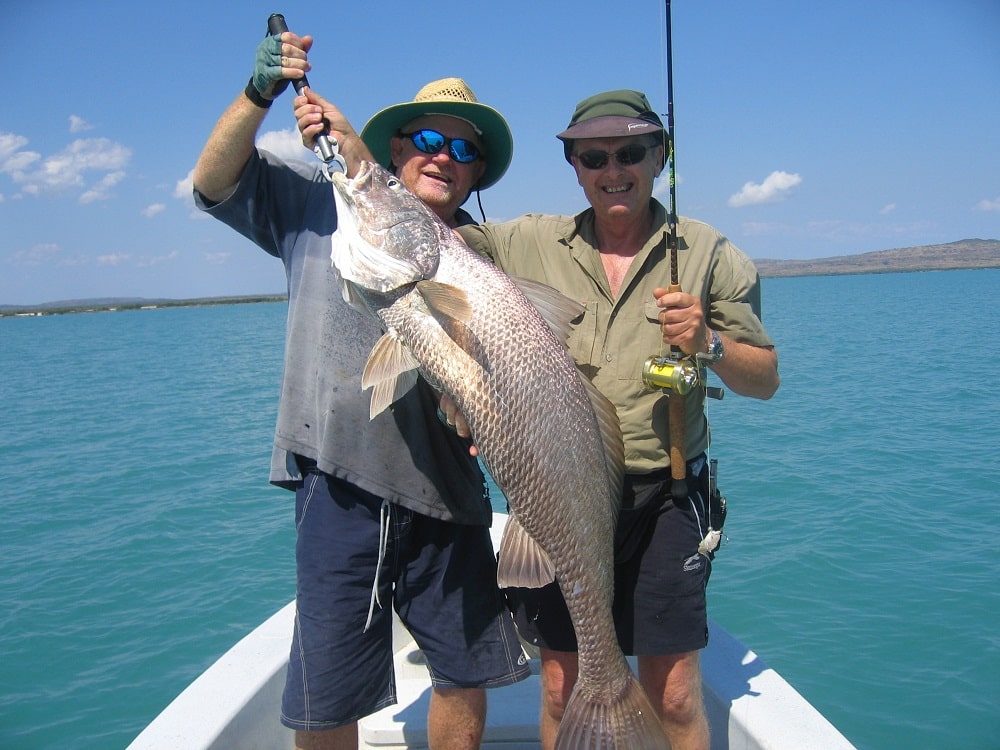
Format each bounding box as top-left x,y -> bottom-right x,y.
128,513 -> 855,749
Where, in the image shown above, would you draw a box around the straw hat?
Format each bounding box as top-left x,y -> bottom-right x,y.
361,77 -> 513,190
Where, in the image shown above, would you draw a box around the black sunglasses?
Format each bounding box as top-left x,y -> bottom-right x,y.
575,144 -> 650,170
398,128 -> 482,163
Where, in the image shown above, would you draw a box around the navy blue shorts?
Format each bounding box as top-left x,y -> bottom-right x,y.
280,466 -> 530,731
509,459 -> 713,656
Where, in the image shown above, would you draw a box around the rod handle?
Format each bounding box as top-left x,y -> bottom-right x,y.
265,13 -> 338,167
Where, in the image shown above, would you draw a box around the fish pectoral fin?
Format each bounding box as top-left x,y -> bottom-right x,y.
496,515 -> 556,588
415,281 -> 492,374
415,280 -> 474,323
362,332 -> 421,419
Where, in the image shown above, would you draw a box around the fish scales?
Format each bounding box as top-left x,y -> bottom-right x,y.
331,162 -> 670,749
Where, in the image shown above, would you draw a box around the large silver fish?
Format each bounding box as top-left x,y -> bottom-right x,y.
331,161 -> 669,749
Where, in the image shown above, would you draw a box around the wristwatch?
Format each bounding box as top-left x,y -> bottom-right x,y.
704,330 -> 725,365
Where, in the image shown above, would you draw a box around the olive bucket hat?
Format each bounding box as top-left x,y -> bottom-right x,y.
360,77 -> 513,190
556,89 -> 666,164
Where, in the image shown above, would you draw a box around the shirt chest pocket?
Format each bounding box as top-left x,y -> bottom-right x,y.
609,301 -> 668,380
565,301 -> 602,380
608,301 -> 666,382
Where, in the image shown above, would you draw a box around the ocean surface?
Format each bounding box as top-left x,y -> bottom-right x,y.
1,269 -> 997,749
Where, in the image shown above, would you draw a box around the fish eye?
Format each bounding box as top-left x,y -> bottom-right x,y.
386,177 -> 402,190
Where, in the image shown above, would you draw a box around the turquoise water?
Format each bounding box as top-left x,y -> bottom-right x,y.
1,270 -> 998,749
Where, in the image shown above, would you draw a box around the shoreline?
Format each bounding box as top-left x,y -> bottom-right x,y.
1,295 -> 287,318
4,237 -> 997,316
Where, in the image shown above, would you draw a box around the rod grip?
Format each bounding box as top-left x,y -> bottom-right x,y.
668,393 -> 687,491
266,13 -> 310,93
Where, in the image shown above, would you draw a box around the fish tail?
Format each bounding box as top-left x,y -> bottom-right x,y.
553,673 -> 671,749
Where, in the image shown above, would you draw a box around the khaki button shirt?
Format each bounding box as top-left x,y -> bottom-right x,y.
459,201 -> 773,474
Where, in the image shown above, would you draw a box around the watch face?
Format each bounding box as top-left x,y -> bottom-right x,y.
709,332 -> 724,361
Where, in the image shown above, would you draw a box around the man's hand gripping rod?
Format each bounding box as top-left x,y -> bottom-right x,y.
267,13 -> 346,176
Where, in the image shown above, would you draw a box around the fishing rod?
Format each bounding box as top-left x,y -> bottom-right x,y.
641,0 -> 698,503
642,0 -> 726,502
267,13 -> 347,175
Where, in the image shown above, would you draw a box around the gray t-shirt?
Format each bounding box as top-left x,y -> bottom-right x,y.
195,150 -> 489,525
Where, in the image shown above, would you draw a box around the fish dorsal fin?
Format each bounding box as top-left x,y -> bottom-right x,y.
497,514 -> 556,588
416,280 -> 473,323
580,374 -> 625,522
362,331 -> 421,418
510,276 -> 585,345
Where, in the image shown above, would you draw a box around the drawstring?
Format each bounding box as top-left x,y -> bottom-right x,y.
363,499 -> 391,633
475,186 -> 486,222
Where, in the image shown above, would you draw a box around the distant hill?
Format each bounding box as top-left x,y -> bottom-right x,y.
1,294 -> 286,317
4,239 -> 998,315
754,238 -> 1000,278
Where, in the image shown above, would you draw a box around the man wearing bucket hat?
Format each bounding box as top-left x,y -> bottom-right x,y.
458,89 -> 780,750
193,26 -> 526,750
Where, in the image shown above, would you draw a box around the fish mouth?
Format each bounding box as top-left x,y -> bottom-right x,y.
332,160 -> 375,201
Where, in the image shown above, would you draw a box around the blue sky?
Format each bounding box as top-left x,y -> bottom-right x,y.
2,0 -> 997,305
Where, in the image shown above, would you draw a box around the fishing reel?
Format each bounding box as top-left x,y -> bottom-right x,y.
641,354 -> 725,400
642,354 -> 699,394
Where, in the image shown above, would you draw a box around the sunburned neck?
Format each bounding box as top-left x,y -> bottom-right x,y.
594,210 -> 655,258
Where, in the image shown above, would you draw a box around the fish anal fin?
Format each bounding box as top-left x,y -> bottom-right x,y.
554,672 -> 669,750
416,280 -> 473,323
497,515 -> 555,588
367,369 -> 418,419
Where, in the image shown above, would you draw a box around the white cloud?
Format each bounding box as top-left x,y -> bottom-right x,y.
98,253 -> 130,266
175,169 -> 194,201
80,170 -> 126,204
0,132 -> 29,161
880,203 -> 897,215
14,243 -> 61,266
69,115 -> 94,133
0,132 -> 39,176
728,171 -> 802,207
257,128 -> 315,163
4,137 -> 131,200
652,172 -> 682,203
137,250 -> 179,267
2,149 -> 40,173
143,203 -> 167,217
976,196 -> 1000,212
740,221 -> 790,237
205,252 -> 232,264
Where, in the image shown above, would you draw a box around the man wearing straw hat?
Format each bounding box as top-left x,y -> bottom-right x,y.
193,27 -> 527,750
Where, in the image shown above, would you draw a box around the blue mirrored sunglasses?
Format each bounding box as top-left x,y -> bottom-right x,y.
398,128 -> 482,163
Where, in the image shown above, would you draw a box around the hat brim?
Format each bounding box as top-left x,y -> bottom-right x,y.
361,101 -> 513,190
556,115 -> 664,142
